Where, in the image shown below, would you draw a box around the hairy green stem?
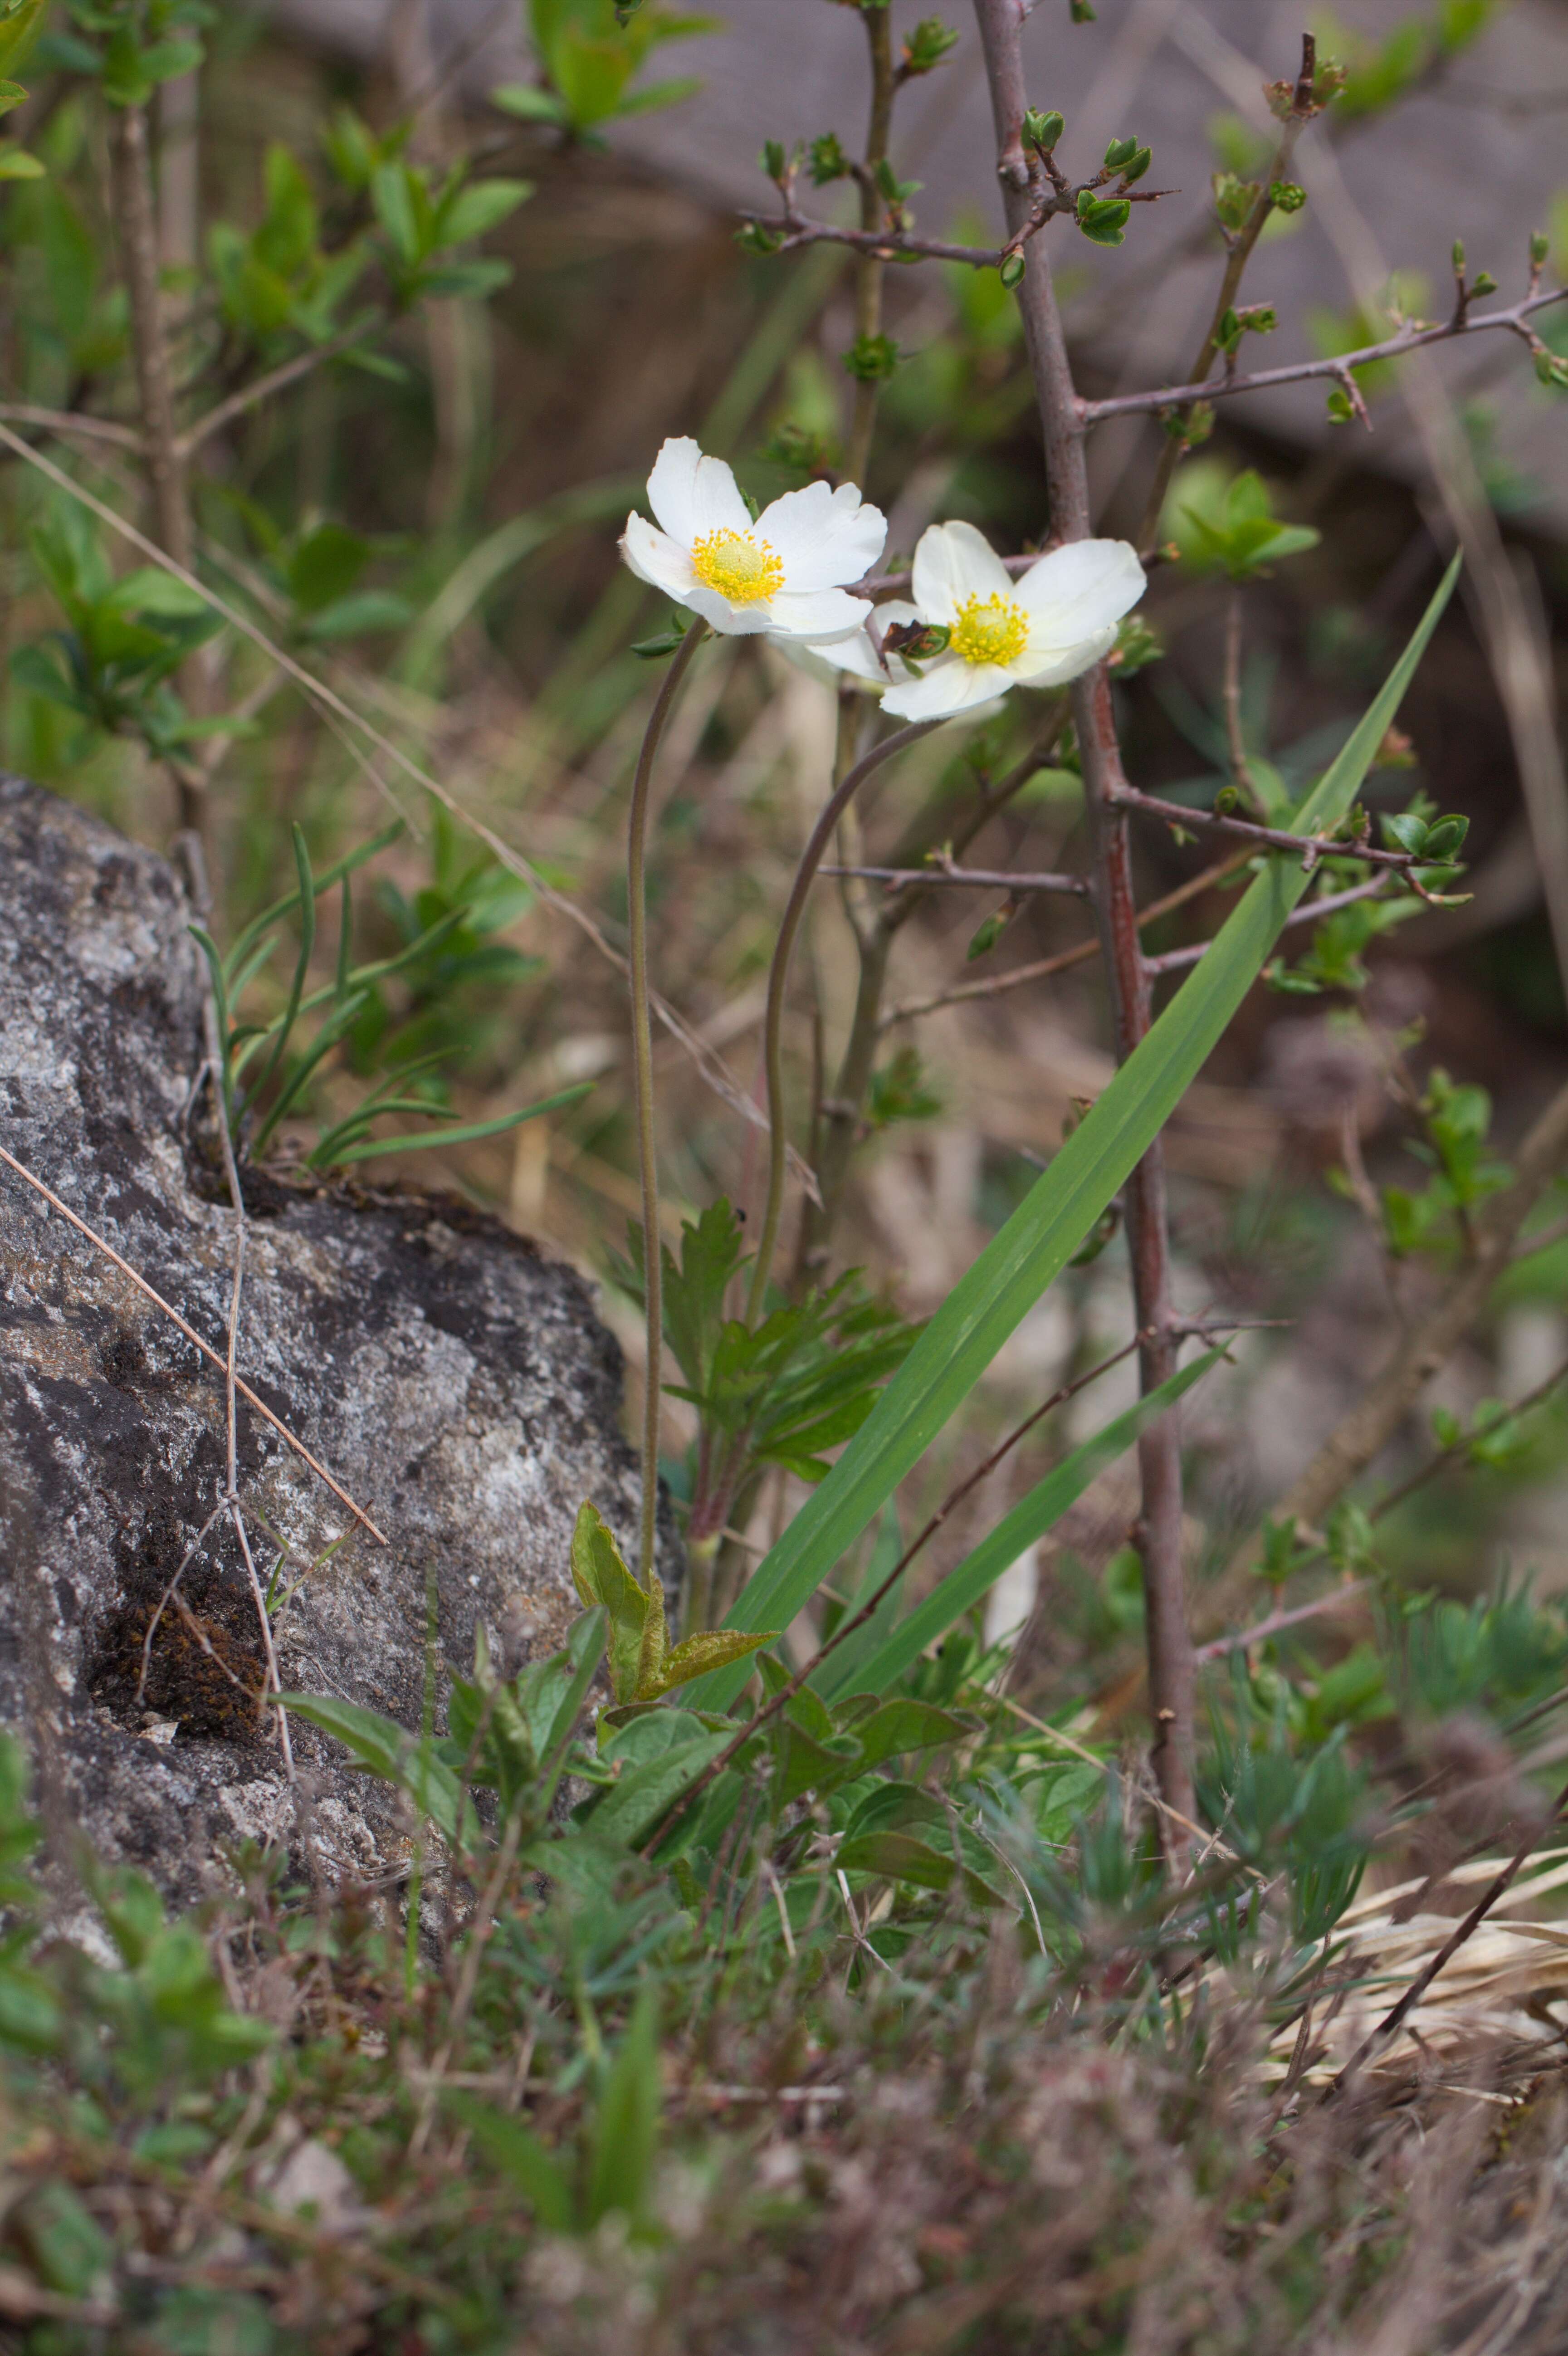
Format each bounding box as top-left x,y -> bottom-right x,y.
627,617 -> 708,1583
746,719 -> 940,1326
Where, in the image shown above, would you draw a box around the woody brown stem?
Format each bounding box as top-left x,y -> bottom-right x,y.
112,103 -> 207,845
972,0 -> 1194,1842
845,2 -> 897,488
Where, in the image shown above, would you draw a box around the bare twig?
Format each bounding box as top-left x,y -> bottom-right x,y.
1082,287 -> 1567,430
1111,781 -> 1452,880
821,861 -> 1088,895
0,403 -> 143,451
1143,874 -> 1404,975
880,845 -> 1256,1028
1194,1582 -> 1368,1665
0,1142 -> 388,1545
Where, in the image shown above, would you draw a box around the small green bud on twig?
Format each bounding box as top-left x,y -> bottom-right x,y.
899,16 -> 959,78
1069,0 -> 1096,21
808,130 -> 850,186
1268,180 -> 1306,213
1075,188 -> 1131,247
1022,106 -> 1065,152
1104,133 -> 1140,171
1451,239 -> 1465,272
761,138 -> 787,183
1529,229 -> 1549,268
842,331 -> 901,382
998,249 -> 1026,289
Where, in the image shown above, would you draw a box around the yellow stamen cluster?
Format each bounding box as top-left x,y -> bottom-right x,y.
950,591 -> 1030,669
690,528 -> 784,606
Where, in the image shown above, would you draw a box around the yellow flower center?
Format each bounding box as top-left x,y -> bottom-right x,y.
689,528 -> 785,606
949,591 -> 1030,668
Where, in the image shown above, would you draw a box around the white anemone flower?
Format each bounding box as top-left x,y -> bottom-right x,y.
868,520 -> 1146,723
620,437 -> 886,642
775,598 -> 923,692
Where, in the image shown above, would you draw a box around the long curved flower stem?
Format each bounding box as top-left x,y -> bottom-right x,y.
746,719 -> 940,1326
628,616 -> 708,1584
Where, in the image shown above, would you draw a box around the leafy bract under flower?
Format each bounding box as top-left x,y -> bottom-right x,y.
620,436 -> 885,640
795,520 -> 1146,721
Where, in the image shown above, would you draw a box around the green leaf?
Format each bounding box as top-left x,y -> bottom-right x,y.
851,1698 -> 975,1765
686,557 -> 1461,1711
832,1350 -> 1224,1696
0,142 -> 43,177
276,1694 -> 467,1846
447,2094 -> 576,2230
585,1985 -> 661,2228
835,1829 -> 1005,1910
435,174 -> 534,246
570,1501 -> 650,1706
587,1731 -> 733,1848
490,80 -> 570,122
644,1625 -> 778,1696
324,1080 -> 592,1167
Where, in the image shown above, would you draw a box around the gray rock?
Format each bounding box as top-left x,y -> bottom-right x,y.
0,777 -> 658,1902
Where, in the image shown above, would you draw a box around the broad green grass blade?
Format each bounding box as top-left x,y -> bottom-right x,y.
685,557 -> 1459,1713
821,1347 -> 1223,1699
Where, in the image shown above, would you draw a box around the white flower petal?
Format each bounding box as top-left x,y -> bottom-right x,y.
911,519 -> 1015,625
777,601 -> 920,689
684,583 -> 774,636
1015,623 -> 1119,688
755,479 -> 888,591
645,435 -> 751,546
1013,538 -> 1145,646
765,587 -> 872,643
883,657 -> 1012,723
620,513 -> 696,601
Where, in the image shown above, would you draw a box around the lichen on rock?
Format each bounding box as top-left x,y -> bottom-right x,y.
0,777 -> 665,1901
